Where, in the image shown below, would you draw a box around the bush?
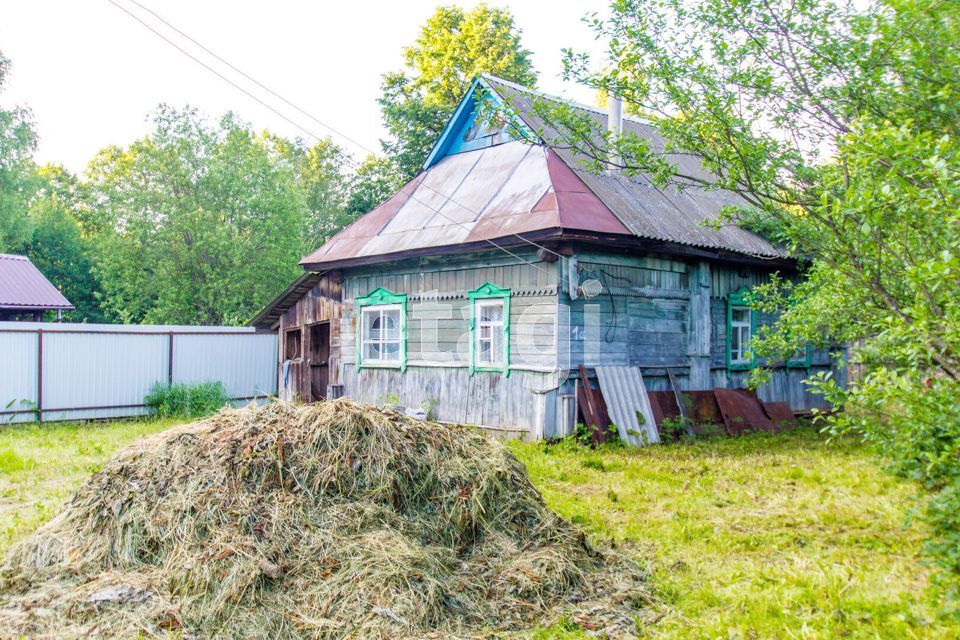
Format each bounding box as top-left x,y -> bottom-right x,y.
144,381 -> 229,419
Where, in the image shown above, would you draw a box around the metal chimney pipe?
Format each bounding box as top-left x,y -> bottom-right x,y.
607,94 -> 623,171
607,94 -> 623,137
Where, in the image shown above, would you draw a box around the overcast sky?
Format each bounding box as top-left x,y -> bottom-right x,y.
1,0 -> 607,173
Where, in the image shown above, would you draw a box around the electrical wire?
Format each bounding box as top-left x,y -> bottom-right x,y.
109,0 -> 565,265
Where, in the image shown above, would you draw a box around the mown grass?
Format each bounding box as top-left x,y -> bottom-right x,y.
0,418 -> 952,638
512,426 -> 956,639
0,418 -> 177,553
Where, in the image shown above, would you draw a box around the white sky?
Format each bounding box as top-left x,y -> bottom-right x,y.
0,0 -> 606,173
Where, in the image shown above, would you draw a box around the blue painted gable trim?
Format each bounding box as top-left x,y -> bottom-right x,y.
421,77 -> 534,171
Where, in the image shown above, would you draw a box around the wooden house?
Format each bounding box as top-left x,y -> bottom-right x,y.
252,76 -> 836,440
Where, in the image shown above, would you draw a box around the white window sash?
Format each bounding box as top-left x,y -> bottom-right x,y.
361,304 -> 402,364
474,300 -> 505,366
730,307 -> 752,364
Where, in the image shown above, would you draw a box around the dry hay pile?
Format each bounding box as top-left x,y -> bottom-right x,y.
0,400 -> 652,639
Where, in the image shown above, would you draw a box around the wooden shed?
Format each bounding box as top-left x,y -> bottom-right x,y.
251,272 -> 344,403
252,75 -> 839,440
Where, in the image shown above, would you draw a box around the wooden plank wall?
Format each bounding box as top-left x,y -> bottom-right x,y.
338,251 -> 560,437
558,254 -> 692,371
340,367 -> 557,434
557,253 -> 835,416
273,250 -> 837,433
341,251 -> 559,371
277,274 -> 343,402
708,263 -> 835,410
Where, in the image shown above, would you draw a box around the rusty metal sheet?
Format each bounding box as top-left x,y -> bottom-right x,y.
0,254 -> 73,311
304,142 -> 564,268
714,388 -> 776,436
576,365 -> 613,444
648,391 -> 680,434
545,150 -> 630,235
300,175 -> 425,266
763,401 -> 796,429
682,390 -> 724,425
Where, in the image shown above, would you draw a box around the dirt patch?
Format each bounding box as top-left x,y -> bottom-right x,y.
0,400 -> 652,638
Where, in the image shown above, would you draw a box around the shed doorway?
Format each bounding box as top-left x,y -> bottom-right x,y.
308,321 -> 330,402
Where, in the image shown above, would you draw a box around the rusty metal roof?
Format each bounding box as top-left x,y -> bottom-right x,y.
482,76 -> 787,259
0,254 -> 73,311
299,76 -> 786,271
300,141 -> 628,268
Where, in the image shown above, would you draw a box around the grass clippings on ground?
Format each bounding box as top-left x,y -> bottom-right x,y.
0,400 -> 651,639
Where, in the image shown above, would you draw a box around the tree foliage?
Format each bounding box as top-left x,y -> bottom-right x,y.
343,154 -> 405,220
547,0 -> 960,599
376,4 -> 537,182
25,165 -> 105,322
0,52 -> 38,252
85,107 -> 312,325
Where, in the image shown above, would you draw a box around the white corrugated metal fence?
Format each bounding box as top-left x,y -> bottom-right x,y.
0,322 -> 277,424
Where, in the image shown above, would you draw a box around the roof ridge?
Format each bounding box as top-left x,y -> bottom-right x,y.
0,253 -> 29,260
480,74 -> 652,127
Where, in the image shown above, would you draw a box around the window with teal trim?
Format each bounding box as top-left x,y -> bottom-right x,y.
356,288 -> 407,370
727,288 -> 755,370
468,282 -> 510,375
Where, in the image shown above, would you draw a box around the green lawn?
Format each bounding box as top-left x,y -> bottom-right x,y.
0,418 -> 953,638
511,429 -> 954,639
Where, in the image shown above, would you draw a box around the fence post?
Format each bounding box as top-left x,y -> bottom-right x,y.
168,332 -> 174,385
36,329 -> 43,425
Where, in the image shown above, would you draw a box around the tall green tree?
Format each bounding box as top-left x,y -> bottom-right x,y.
86,107 -> 310,325
545,0 -> 960,598
289,138 -> 351,245
375,4 -> 537,184
343,155 -> 405,220
24,165 -> 105,322
0,52 -> 38,252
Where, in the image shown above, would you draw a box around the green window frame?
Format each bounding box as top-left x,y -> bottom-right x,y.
356,287 -> 407,371
468,282 -> 511,376
726,288 -> 756,371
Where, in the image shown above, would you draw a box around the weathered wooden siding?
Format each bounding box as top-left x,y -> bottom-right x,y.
341,251 -> 559,371
336,251 -> 560,437
273,248 -> 835,437
341,366 -> 557,435
556,253 -> 833,418
558,253 -> 692,372
706,263 -> 836,410
277,274 -> 343,402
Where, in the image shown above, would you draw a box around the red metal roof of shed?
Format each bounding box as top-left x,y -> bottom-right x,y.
0,254 -> 73,311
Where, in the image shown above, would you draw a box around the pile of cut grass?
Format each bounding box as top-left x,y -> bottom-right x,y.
0,400 -> 651,638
